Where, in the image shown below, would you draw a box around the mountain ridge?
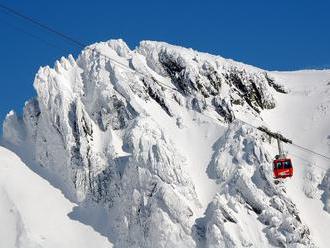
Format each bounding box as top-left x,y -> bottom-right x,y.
2,39 -> 330,247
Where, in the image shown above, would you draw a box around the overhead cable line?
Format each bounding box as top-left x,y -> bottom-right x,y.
0,16 -> 72,54
291,143 -> 330,161
235,117 -> 330,161
0,3 -> 182,92
0,3 -> 86,48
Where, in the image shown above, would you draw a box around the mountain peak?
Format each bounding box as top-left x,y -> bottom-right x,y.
2,39 -> 330,247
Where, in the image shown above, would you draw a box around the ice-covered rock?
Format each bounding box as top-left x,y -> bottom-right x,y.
201,122 -> 314,247
319,169 -> 330,213
3,39 -> 318,247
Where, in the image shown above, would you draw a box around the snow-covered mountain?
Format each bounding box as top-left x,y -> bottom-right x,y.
1,39 -> 330,248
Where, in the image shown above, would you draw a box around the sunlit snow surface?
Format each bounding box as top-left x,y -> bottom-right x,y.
1,40 -> 330,247
0,147 -> 112,248
262,70 -> 330,248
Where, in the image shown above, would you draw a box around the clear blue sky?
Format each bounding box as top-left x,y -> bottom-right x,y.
0,0 -> 329,128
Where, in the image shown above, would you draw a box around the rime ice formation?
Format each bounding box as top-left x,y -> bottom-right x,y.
2,39 -> 330,247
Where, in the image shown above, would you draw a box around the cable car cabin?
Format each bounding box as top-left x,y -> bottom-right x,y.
273,158 -> 293,179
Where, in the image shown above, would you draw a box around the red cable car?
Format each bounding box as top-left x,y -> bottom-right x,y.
273,158 -> 293,178
273,138 -> 293,179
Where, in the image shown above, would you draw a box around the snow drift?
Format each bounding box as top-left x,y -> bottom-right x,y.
0,147 -> 111,248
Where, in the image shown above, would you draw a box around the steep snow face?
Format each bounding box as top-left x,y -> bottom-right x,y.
262,70 -> 330,248
2,39 -> 328,247
0,146 -> 112,248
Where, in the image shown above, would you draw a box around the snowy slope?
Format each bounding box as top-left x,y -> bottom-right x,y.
0,146 -> 112,248
1,39 -> 330,247
262,70 -> 330,248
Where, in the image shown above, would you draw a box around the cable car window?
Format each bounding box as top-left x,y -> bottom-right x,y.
283,161 -> 292,169
276,162 -> 282,169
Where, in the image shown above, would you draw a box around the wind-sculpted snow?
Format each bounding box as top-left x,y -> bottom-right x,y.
202,122 -> 314,247
2,39 -> 324,247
